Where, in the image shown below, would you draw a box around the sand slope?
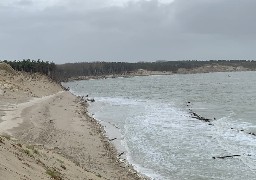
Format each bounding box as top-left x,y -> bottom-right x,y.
0,135 -> 104,180
0,66 -> 144,180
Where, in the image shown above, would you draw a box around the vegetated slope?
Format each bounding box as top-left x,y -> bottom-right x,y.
55,60 -> 256,81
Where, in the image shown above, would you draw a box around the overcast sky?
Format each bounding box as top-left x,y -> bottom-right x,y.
0,0 -> 255,63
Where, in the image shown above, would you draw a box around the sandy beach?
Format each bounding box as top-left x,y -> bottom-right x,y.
0,63 -> 144,180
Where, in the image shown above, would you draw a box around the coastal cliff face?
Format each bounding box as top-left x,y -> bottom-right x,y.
0,65 -> 144,180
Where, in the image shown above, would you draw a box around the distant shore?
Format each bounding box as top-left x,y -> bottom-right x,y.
66,64 -> 251,82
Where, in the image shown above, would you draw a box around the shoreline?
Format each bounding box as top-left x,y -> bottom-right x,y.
69,91 -> 149,179
77,93 -> 149,179
90,113 -> 127,157
72,91 -> 160,180
0,70 -> 147,179
1,91 -> 146,179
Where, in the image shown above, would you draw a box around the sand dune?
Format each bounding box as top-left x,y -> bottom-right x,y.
0,64 -> 144,180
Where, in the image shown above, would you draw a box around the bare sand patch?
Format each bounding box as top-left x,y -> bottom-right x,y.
0,67 -> 145,179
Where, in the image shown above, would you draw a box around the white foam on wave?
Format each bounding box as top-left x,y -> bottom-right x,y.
121,100 -> 207,179
97,96 -> 256,179
66,85 -> 256,179
90,96 -> 171,179
212,116 -> 256,171
91,96 -> 254,178
66,90 -> 256,179
95,96 -> 142,106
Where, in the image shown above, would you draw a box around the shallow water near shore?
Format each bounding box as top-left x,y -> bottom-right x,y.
64,71 -> 256,180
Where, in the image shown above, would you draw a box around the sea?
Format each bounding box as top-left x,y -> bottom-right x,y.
63,71 -> 256,180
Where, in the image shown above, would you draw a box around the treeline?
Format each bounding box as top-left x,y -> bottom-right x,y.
55,60 -> 256,81
55,62 -> 133,81
1,59 -> 56,78
2,59 -> 256,82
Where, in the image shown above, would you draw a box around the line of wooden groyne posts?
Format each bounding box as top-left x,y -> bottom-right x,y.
187,101 -> 255,159
62,84 -> 255,160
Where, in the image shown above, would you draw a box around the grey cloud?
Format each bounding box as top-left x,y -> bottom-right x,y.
16,0 -> 33,6
174,0 -> 256,35
0,0 -> 256,63
86,2 -> 175,34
